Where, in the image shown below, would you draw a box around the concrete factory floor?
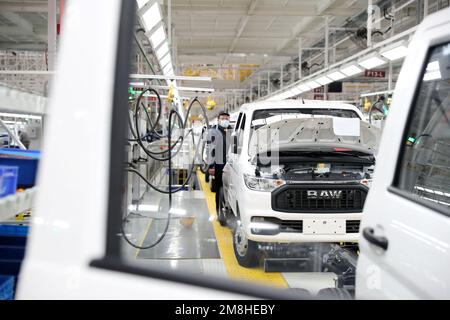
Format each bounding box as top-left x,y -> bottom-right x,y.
122,170 -> 337,294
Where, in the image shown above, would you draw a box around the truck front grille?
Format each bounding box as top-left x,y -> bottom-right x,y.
272,184 -> 368,213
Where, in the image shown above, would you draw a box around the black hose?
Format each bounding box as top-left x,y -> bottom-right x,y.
121,109 -> 178,250
122,87 -> 210,250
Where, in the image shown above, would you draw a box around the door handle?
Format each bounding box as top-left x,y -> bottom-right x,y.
363,227 -> 389,250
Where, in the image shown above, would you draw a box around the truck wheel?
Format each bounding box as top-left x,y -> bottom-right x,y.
233,221 -> 259,267
217,188 -> 228,227
317,288 -> 353,300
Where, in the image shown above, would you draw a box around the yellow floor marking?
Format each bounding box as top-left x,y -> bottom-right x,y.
198,170 -> 288,288
135,218 -> 153,259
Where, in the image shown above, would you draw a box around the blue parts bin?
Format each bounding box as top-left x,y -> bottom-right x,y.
0,149 -> 40,187
0,224 -> 29,236
0,166 -> 19,198
0,223 -> 29,300
0,275 -> 14,300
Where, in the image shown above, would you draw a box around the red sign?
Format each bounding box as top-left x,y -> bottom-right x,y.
365,70 -> 386,78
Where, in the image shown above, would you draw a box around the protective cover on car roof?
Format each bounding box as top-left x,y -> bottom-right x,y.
249,117 -> 381,156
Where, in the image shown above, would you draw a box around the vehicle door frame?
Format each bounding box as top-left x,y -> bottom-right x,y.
356,14 -> 450,299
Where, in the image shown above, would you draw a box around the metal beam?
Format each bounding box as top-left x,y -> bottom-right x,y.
367,0 -> 373,47
0,42 -> 47,50
0,1 -> 49,13
172,5 -> 364,16
129,74 -> 212,82
1,12 -> 33,34
0,12 -> 47,42
0,26 -> 34,36
223,0 -> 258,63
0,118 -> 26,149
175,31 -> 292,40
324,16 -> 329,68
47,0 -> 57,71
0,70 -> 53,75
298,38 -> 302,80
275,0 -> 336,54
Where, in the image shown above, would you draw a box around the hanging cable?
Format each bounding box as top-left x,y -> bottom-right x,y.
121,87 -> 210,249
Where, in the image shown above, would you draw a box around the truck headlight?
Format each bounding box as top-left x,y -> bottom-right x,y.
243,174 -> 286,192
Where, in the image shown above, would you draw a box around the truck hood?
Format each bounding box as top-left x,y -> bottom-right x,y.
249,117 -> 381,156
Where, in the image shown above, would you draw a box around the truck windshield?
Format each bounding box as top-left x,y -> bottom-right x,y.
250,108 -> 360,132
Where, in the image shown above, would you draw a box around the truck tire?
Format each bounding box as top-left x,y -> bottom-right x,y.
217,188 -> 227,227
233,221 -> 259,267
317,288 -> 353,300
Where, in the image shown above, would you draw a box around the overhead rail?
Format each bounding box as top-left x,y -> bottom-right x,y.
0,71 -> 54,75
129,74 -> 212,81
360,90 -> 394,98
263,26 -> 418,101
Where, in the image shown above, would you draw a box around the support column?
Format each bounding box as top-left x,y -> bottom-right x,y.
47,0 -> 57,71
388,61 -> 393,91
391,2 -> 396,36
417,0 -> 422,24
298,38 -> 303,80
267,71 -> 270,94
280,65 -> 284,89
367,0 -> 373,48
168,0 -> 172,46
324,16 -> 329,68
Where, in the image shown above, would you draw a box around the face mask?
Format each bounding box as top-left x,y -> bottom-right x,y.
219,120 -> 230,128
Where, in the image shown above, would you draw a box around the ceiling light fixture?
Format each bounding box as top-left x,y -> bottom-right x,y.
164,69 -> 174,77
305,80 -> 321,89
380,41 -> 409,61
163,63 -> 173,74
136,0 -> 148,9
358,54 -> 387,69
340,63 -> 364,76
297,84 -> 311,91
289,87 -> 302,96
142,2 -> 162,32
159,54 -> 171,68
316,76 -> 333,85
150,25 -> 166,48
327,70 -> 346,81
156,42 -> 170,60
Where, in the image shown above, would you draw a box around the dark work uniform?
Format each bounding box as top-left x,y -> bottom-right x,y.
206,124 -> 231,212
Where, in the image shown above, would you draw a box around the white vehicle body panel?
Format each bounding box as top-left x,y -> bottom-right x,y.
17,0 -> 243,300
356,8 -> 450,299
223,100 -> 371,243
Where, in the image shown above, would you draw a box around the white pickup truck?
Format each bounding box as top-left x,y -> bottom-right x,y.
356,7 -> 450,299
221,100 -> 381,267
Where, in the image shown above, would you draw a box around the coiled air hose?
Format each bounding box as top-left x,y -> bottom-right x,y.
122,87 -> 209,249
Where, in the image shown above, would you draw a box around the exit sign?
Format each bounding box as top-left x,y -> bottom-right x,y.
365,70 -> 386,78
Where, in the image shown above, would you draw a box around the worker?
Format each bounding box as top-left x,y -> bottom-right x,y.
371,95 -> 388,115
205,112 -> 231,213
368,95 -> 389,123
